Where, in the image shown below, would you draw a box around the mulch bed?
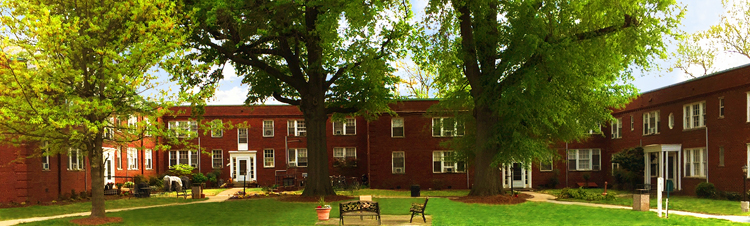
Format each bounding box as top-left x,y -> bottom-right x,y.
278,195 -> 354,203
451,193 -> 531,205
0,195 -> 127,209
70,217 -> 123,225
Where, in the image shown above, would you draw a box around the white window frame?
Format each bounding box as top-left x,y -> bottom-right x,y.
432,151 -> 465,173
238,128 -> 248,144
719,97 -> 724,118
127,115 -> 138,130
642,111 -> 660,135
168,120 -> 198,138
432,117 -> 465,137
540,157 -> 553,171
127,147 -> 138,170
630,115 -> 634,131
168,150 -> 198,168
287,148 -> 307,167
116,147 -> 122,170
684,101 -> 706,130
68,149 -> 84,171
41,141 -> 50,170
263,120 -> 274,137
333,147 -> 357,162
588,123 -> 602,134
392,151 -> 405,174
747,92 -> 750,122
684,148 -> 706,178
212,149 -> 223,169
611,118 -> 622,139
263,149 -> 275,168
211,120 -> 223,137
104,117 -> 115,140
145,149 -> 153,170
567,149 -> 601,171
144,117 -> 151,137
287,120 -> 306,137
747,144 -> 750,178
668,113 -> 674,129
333,118 -> 356,135
391,118 -> 404,137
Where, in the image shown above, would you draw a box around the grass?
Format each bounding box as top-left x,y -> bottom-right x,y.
541,188 -> 750,216
0,197 -> 201,221
335,189 -> 469,197
17,197 -> 745,225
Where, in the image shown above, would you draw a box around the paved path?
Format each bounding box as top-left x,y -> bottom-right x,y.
522,191 -> 750,223
0,188 -> 243,226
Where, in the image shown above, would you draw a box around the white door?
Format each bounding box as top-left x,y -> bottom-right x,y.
502,162 -> 531,189
103,149 -> 115,185
512,162 -> 525,187
234,156 -> 256,182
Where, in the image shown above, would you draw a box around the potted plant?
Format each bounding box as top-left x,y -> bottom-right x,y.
192,172 -> 208,199
315,196 -> 332,221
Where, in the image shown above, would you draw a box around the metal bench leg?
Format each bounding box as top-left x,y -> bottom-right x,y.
421,212 -> 426,222
410,212 -> 415,223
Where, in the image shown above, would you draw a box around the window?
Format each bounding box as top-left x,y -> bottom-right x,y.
392,151 -> 405,174
684,148 -> 706,177
145,149 -> 152,170
719,97 -> 725,118
668,113 -> 674,129
287,120 -> 306,136
540,158 -> 553,171
238,128 -> 248,144
127,147 -> 138,170
116,147 -> 122,169
211,120 -> 223,137
68,149 -> 84,170
212,150 -> 223,169
263,120 -> 274,137
168,150 -> 198,167
649,153 -> 658,177
630,115 -> 634,131
144,117 -> 151,136
263,149 -> 274,168
588,123 -> 602,134
127,115 -> 137,131
747,144 -> 750,178
333,118 -> 356,135
433,151 -> 465,173
104,117 -> 115,139
719,147 -> 724,167
391,118 -> 404,137
567,149 -> 601,171
642,111 -> 660,135
611,118 -> 622,139
432,117 -> 465,137
684,102 -> 706,129
747,93 -> 750,122
168,120 -> 198,138
333,147 -> 357,166
287,148 -> 307,167
41,142 -> 49,170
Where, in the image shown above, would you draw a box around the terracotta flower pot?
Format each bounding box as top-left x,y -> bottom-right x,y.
315,208 -> 331,221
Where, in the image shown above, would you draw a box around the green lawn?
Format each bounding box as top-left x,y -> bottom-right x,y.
17,197 -> 745,225
0,197 -> 201,221
336,189 -> 469,197
541,188 -> 750,216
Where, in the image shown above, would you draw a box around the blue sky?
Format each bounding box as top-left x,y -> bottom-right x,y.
160,0 -> 744,105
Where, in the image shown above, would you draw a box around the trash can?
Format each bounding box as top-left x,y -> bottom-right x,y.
138,183 -> 151,198
192,184 -> 202,199
633,188 -> 650,211
411,185 -> 420,197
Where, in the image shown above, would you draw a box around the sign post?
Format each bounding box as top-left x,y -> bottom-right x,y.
657,177 -> 664,218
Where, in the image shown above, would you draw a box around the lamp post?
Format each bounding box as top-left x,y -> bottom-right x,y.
742,166 -> 748,212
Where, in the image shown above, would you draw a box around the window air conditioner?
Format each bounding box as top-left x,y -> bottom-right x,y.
335,130 -> 342,135
394,168 -> 403,173
265,130 -> 272,136
289,162 -> 296,167
42,163 -> 49,169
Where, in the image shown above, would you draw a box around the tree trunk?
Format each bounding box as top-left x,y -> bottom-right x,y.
300,94 -> 335,197
468,102 -> 503,196
89,134 -> 106,217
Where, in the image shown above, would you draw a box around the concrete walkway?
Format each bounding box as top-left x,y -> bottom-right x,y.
522,191 -> 750,223
0,188 -> 243,226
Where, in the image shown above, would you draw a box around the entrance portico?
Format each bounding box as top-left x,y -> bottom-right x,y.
229,150 -> 257,183
643,144 -> 682,191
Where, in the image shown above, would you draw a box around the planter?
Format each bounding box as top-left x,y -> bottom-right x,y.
742,201 -> 749,212
315,208 -> 331,221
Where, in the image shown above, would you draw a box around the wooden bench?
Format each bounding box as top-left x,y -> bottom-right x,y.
339,200 -> 380,225
410,198 -> 428,223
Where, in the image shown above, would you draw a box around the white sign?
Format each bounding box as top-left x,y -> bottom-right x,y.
657,177 -> 664,218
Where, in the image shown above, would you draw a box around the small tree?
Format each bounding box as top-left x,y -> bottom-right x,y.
611,147 -> 645,190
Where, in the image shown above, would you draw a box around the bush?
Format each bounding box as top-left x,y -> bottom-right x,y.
695,182 -> 717,198
133,174 -> 145,185
167,164 -> 195,177
726,192 -> 742,201
193,172 -> 208,184
148,175 -> 164,187
557,187 -> 617,201
123,181 -> 135,188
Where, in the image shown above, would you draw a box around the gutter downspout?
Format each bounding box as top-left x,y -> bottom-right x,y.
198,137 -> 201,173
565,142 -> 569,188
706,126 -> 709,183
58,152 -> 62,197
367,120 -> 371,188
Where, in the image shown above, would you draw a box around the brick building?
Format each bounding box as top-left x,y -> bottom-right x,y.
3,63 -> 750,203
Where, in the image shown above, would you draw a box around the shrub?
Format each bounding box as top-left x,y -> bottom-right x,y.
168,164 -> 195,177
123,181 -> 135,188
726,192 -> 742,201
193,172 -> 208,184
695,182 -> 717,198
558,187 -> 617,201
148,175 -> 164,187
70,189 -> 78,200
133,174 -> 145,185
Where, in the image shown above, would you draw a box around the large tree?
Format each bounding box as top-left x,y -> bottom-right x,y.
0,0 -> 182,218
672,0 -> 750,77
415,0 -> 682,196
169,0 -> 411,196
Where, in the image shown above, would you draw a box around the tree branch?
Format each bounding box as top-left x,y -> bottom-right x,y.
326,36 -> 395,89
204,41 -> 306,91
272,91 -> 301,106
325,105 -> 359,114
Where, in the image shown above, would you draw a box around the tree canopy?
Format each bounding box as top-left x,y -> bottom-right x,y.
415,0 -> 683,196
169,0 -> 412,196
0,0 -> 183,218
